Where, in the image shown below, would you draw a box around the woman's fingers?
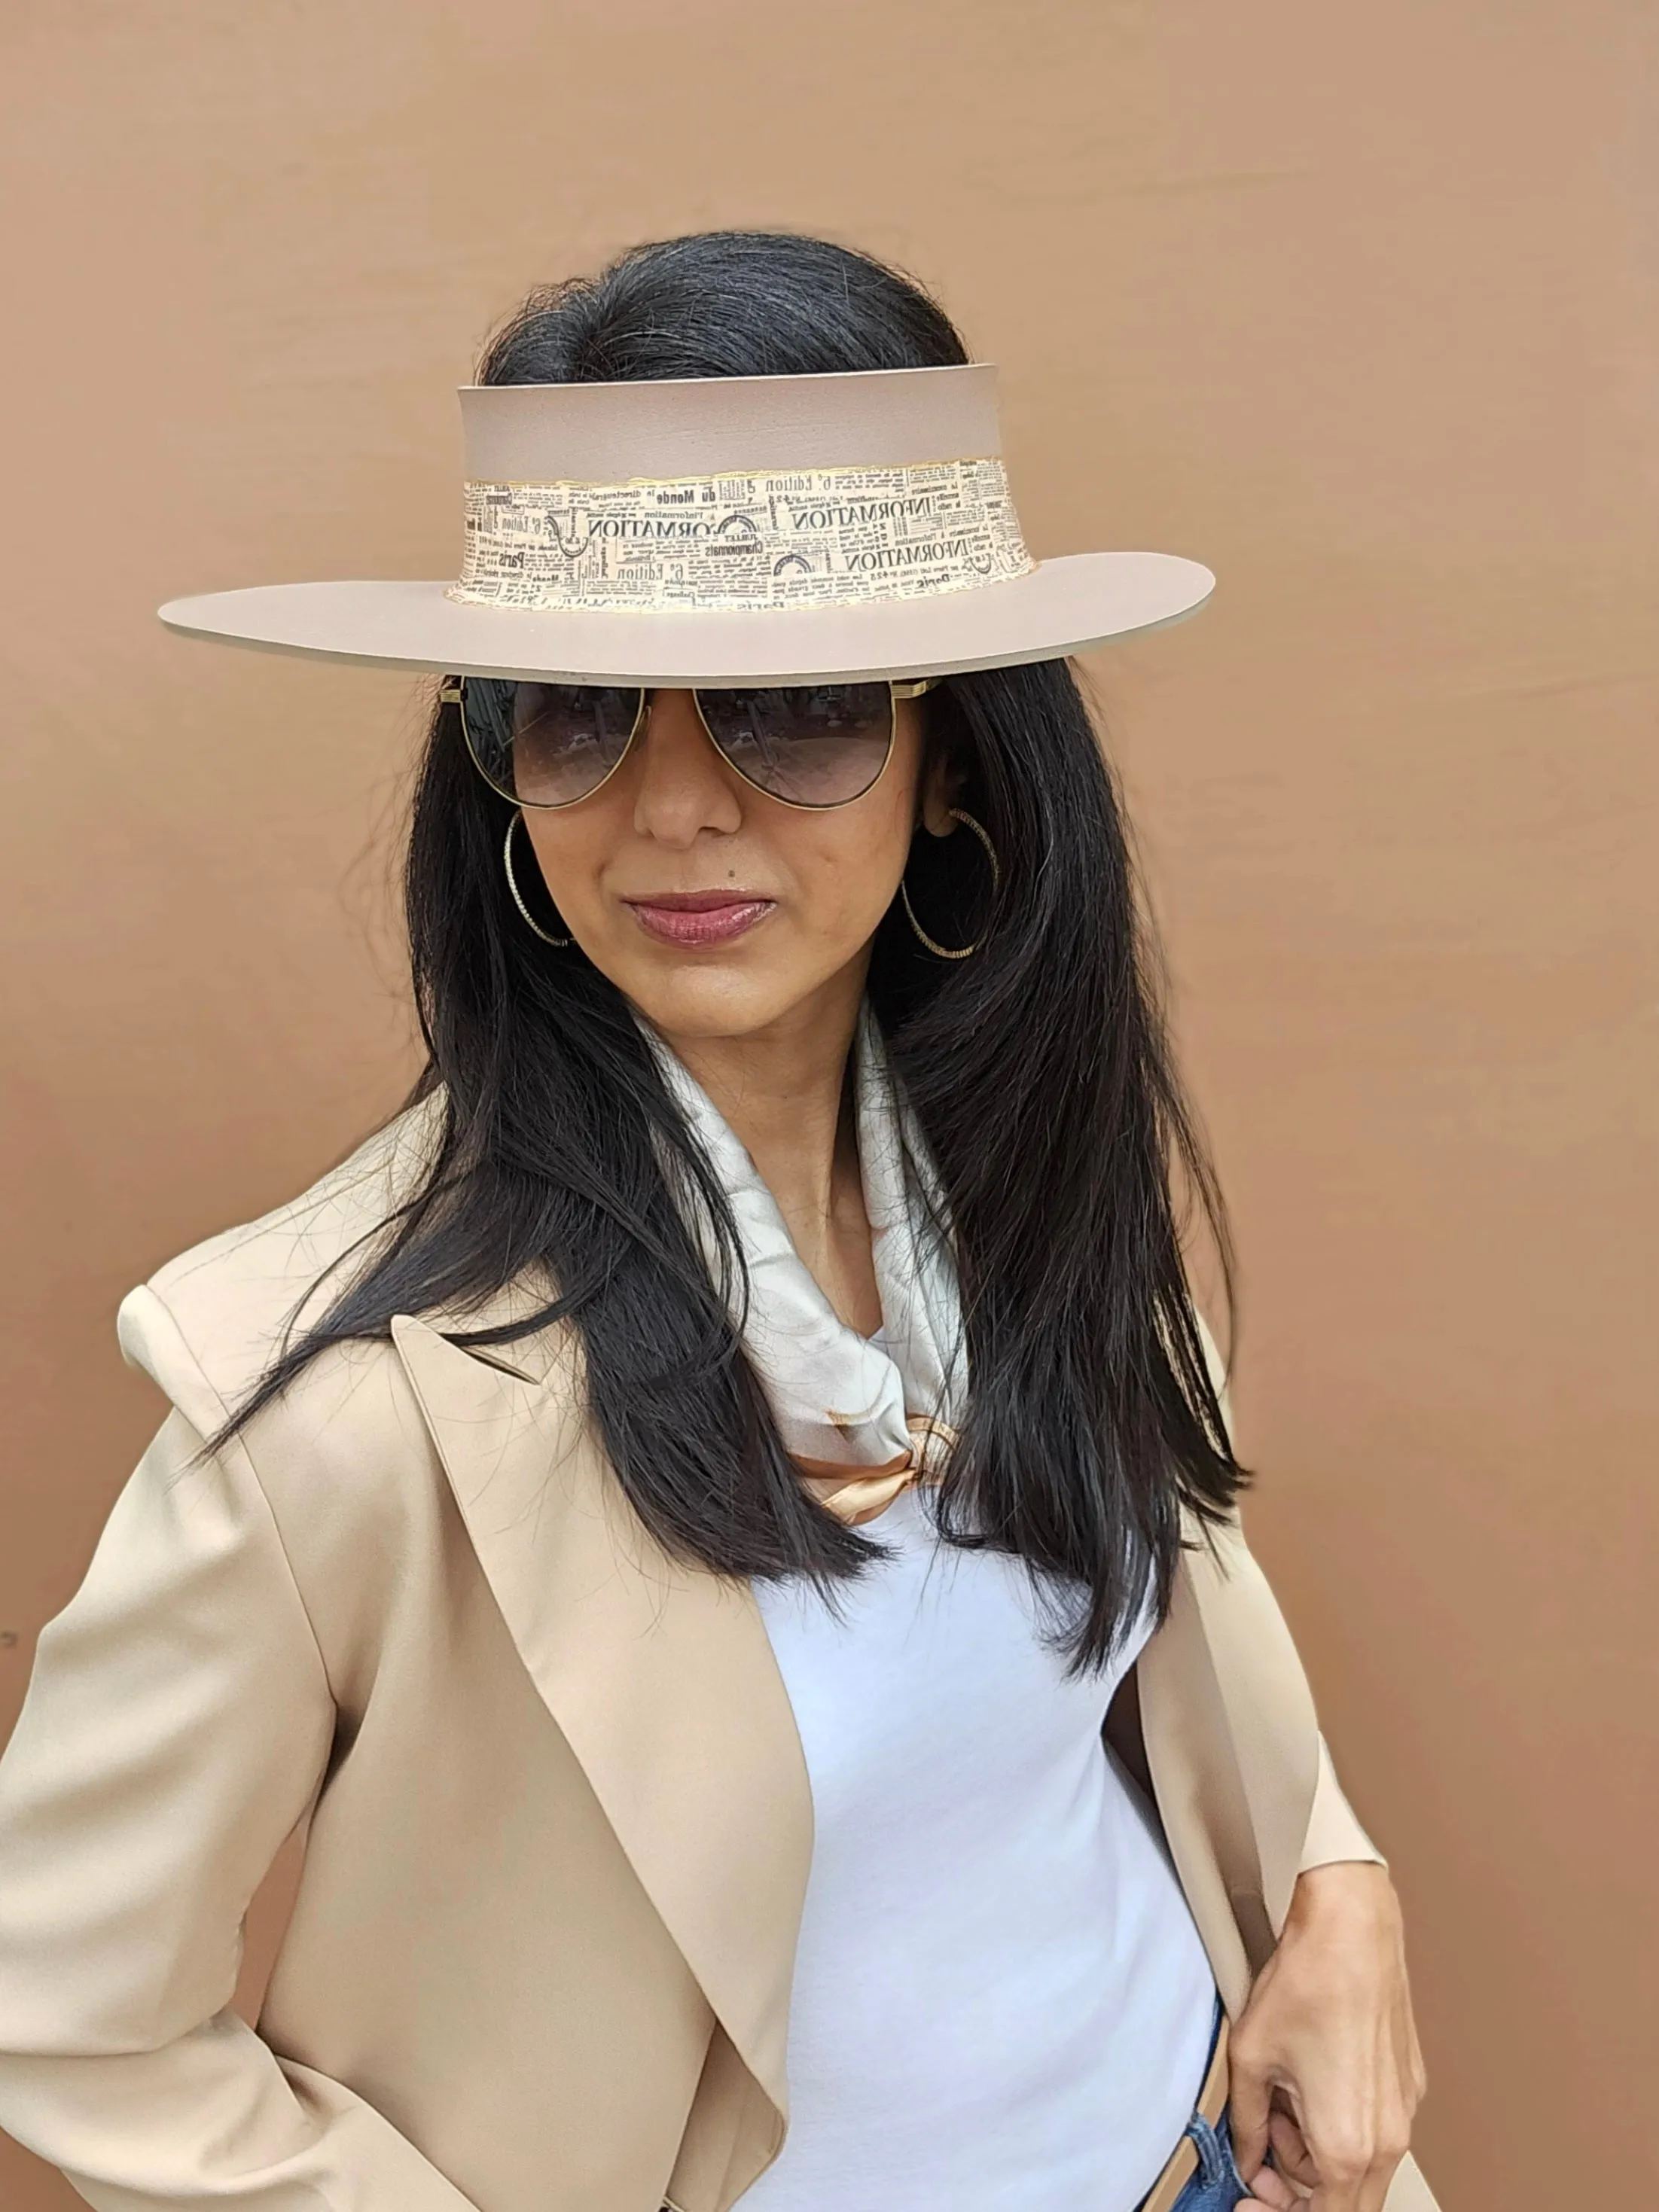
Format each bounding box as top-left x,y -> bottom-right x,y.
1240,2168 -> 1299,2210
1314,2122 -> 1414,2212
1226,2054 -> 1273,2182
1267,2107 -> 1318,2185
1229,2061 -> 1409,2210
1290,2070 -> 1415,2210
1292,2117 -> 1412,2211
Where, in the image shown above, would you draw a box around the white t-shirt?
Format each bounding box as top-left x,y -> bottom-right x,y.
747,1482 -> 1218,2212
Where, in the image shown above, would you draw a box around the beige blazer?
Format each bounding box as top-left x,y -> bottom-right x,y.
0,1113 -> 1437,2212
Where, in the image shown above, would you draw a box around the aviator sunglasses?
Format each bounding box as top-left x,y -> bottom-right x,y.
442,675 -> 939,812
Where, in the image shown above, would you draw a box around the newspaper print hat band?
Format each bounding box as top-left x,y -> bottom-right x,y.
455,456 -> 1032,614
159,364 -> 1215,687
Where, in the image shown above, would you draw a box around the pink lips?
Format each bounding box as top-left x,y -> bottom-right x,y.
624,891 -> 776,947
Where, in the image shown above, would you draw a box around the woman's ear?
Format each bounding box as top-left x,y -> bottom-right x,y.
918,740 -> 961,837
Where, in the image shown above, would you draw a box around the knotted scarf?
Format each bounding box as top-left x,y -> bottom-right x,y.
648,1005 -> 965,1525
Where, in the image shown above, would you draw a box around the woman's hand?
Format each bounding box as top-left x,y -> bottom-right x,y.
1228,1861 -> 1426,2211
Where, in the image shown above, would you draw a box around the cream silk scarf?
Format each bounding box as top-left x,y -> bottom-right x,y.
648,1006 -> 965,1526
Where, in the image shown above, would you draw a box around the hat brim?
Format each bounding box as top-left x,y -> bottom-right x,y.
157,551 -> 1212,688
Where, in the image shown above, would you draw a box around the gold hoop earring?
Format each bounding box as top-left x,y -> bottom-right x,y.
502,811 -> 570,947
900,807 -> 1000,960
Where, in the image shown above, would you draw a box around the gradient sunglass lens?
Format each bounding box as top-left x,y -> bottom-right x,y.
696,684 -> 895,806
459,679 -> 642,806
454,678 -> 898,809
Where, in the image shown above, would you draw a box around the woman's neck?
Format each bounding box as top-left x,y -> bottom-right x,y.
656,973 -> 883,1336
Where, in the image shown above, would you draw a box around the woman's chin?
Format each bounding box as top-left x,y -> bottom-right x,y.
617,961 -> 820,1046
603,937 -> 866,1049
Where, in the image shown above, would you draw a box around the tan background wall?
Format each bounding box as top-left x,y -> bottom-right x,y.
2,4 -> 1655,2204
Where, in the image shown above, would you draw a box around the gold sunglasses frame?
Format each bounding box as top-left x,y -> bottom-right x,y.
440,675 -> 939,814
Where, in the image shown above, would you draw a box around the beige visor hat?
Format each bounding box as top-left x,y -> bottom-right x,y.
159,363 -> 1212,686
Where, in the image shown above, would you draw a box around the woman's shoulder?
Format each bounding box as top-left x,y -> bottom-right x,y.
117,1095 -> 446,1437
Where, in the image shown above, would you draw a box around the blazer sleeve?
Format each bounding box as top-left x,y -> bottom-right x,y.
0,1403 -> 481,2212
1301,1733 -> 1385,1874
1194,1310 -> 1386,1878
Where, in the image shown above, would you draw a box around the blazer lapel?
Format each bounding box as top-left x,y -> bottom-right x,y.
389,1311 -> 811,2123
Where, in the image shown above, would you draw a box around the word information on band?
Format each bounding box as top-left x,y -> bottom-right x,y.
448,458 -> 1034,613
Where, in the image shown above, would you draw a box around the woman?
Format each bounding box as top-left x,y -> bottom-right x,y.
0,232 -> 1430,2212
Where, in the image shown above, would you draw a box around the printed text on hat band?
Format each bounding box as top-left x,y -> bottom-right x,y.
447,456 -> 1034,614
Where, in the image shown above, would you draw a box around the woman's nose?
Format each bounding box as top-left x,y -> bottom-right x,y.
630,689 -> 744,844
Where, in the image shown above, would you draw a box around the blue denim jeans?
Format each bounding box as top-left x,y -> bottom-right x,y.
1166,2104 -> 1250,2211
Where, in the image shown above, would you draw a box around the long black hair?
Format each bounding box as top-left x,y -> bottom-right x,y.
224,230 -> 1243,1668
